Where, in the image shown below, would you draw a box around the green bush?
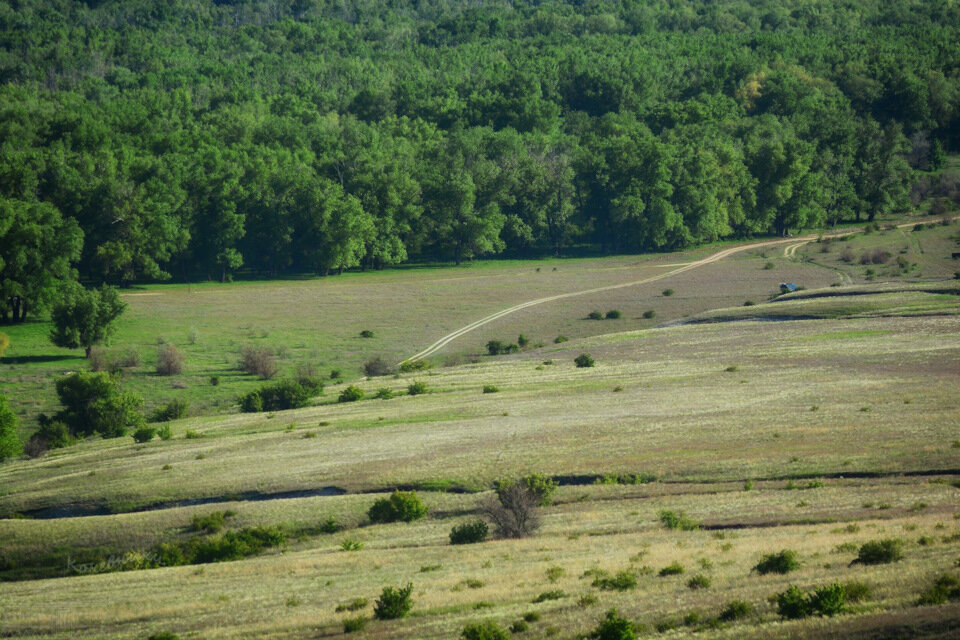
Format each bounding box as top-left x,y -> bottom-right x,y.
495,474 -> 556,507
775,585 -> 810,619
917,574 -> 960,605
158,423 -> 173,440
343,616 -> 367,633
605,310 -> 621,319
589,609 -> 636,640
843,581 -> 871,603
190,510 -> 235,534
554,335 -> 569,343
593,570 -> 638,591
132,426 -> 157,443
486,340 -> 518,355
509,620 -> 529,633
407,380 -> 428,395
338,385 -> 364,403
658,509 -> 700,531
373,583 -> 413,620
148,634 -> 180,640
642,310 -> 656,319
775,583 -> 846,618
810,583 -> 846,616
239,390 -> 263,413
461,620 -> 509,640
399,359 -> 431,373
359,329 -> 375,338
658,562 -> 684,577
0,394 -> 23,462
574,353 -> 595,368
52,371 -> 145,438
687,574 -> 711,590
364,356 -> 394,377
754,550 -> 799,575
450,520 -> 489,545
532,590 -> 566,603
368,490 -> 428,523
588,310 -> 603,320
718,599 -> 753,622
375,387 -> 394,399
240,378 -> 318,413
28,420 -> 72,454
335,597 -> 368,612
517,333 -> 530,348
151,399 -> 188,422
854,539 -> 903,565
482,384 -> 499,394
662,289 -> 674,296
186,526 -> 286,564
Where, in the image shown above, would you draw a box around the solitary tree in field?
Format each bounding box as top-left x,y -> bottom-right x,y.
50,286 -> 126,357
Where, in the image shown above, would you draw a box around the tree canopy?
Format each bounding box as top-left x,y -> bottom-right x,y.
1,0 -> 956,290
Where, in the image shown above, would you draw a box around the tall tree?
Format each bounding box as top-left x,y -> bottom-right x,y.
49,285 -> 126,358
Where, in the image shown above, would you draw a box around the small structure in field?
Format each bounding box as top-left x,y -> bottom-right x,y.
779,283 -> 797,293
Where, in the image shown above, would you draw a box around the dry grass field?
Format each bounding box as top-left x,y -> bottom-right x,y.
1,218 -> 959,640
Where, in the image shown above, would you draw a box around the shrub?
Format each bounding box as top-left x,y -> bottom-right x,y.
510,620 -> 529,633
496,474 -> 556,506
133,426 -> 156,443
917,574 -> 960,605
364,356 -> 394,377
158,424 -> 173,440
589,609 -> 635,640
810,583 -> 846,616
662,288 -> 674,296
642,310 -> 656,319
588,310 -> 603,320
554,335 -> 568,343
687,574 -> 711,590
605,310 -> 621,319
574,353 -> 594,368
368,490 -> 428,523
484,482 -> 541,538
461,620 -> 509,640
26,420 -> 71,455
523,612 -> 540,622
238,345 -> 278,379
718,600 -> 753,622
52,371 -> 144,438
343,616 -> 367,633
854,539 -> 903,565
240,379 -> 314,413
151,399 -> 188,422
191,511 -> 234,533
776,583 -> 846,618
186,526 -> 286,564
482,384 -> 499,394
341,539 -> 364,551
764,261 -> 775,270
532,590 -> 566,603
754,550 -> 799,575
840,246 -> 855,262
658,562 -> 684,577
658,509 -> 700,531
156,343 -> 185,376
399,359 -> 431,373
407,380 -> 428,395
239,391 -> 263,413
148,634 -> 180,640
517,333 -> 530,348
843,581 -> 871,603
335,597 -> 368,612
359,329 -> 375,338
594,570 -> 637,591
329,369 -> 342,380
775,585 -> 810,619
0,332 -> 8,357
209,376 -> 219,386
0,394 -> 23,461
375,387 -> 394,399
450,520 -> 489,545
373,583 -> 413,620
338,385 -> 364,403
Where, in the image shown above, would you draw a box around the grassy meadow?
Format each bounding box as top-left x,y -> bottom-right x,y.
1,216 -> 960,639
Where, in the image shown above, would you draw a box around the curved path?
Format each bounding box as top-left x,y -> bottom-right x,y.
402,216 -> 959,364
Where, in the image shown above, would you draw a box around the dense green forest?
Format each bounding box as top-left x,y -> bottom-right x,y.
2,0 -> 960,321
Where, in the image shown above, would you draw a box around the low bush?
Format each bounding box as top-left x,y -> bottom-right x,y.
0,394 -> 23,461
554,335 -> 568,343
343,616 -> 367,633
338,385 -> 364,403
407,380 -> 428,395
461,620 -> 509,640
156,343 -> 185,376
51,371 -> 145,438
399,359 -> 431,373
574,353 -> 595,368
718,599 -> 753,622
687,574 -> 711,590
375,387 -> 393,399
363,356 -> 394,377
185,526 -> 286,564
810,583 -> 846,616
532,590 -> 566,603
642,310 -> 656,319
917,574 -> 960,605
853,539 -> 903,565
240,379 -> 315,412
239,345 -> 277,379
487,340 -> 518,355
517,333 -> 530,347
368,490 -> 428,523
450,520 -> 489,545
509,620 -> 528,633
335,597 -> 368,612
151,399 -> 188,422
158,424 -> 172,440
482,384 -> 499,394
132,426 -> 156,443
589,609 -> 636,640
754,550 -> 799,575
662,288 -> 674,296
658,509 -> 700,531
605,310 -> 621,319
587,310 -> 603,320
190,510 -> 235,534
359,329 -> 375,338
496,474 -> 556,506
374,583 -> 414,620
843,581 -> 871,603
775,583 -> 846,619
341,539 -> 364,551
658,562 -> 684,577
593,570 -> 638,591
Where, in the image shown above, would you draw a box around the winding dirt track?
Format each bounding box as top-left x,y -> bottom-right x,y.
402,217 -> 957,364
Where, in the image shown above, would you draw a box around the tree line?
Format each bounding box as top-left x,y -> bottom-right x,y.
2,0 -> 959,322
